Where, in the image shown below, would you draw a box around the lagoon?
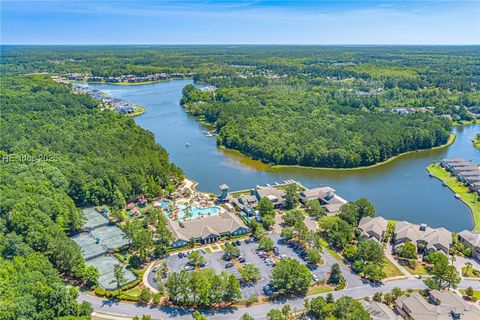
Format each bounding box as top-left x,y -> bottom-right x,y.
90,80 -> 480,231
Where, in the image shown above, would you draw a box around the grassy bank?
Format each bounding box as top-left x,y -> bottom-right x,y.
472,135 -> 480,149
427,163 -> 480,231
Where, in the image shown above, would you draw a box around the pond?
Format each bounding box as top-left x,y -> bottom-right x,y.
89,80 -> 480,231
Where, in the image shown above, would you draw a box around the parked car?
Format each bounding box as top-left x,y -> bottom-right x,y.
238,256 -> 246,263
201,249 -> 207,254
263,284 -> 276,295
178,252 -> 184,258
225,262 -> 234,268
223,254 -> 232,261
152,265 -> 160,273
184,265 -> 195,271
199,263 -> 206,268
162,272 -> 168,279
273,247 -> 279,255
235,240 -> 241,246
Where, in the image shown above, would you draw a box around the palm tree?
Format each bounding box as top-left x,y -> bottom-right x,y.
464,261 -> 473,276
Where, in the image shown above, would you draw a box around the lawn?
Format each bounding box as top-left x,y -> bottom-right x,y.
307,284 -> 334,295
205,247 -> 213,253
427,164 -> 480,231
120,287 -> 142,301
383,259 -> 403,278
462,266 -> 480,278
405,262 -> 431,275
460,289 -> 480,299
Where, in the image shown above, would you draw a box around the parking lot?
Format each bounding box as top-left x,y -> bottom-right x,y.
147,233 -> 364,297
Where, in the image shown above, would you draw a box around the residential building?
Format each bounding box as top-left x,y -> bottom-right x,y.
254,186 -> 286,208
231,194 -> 258,216
358,216 -> 388,242
393,221 -> 452,254
458,230 -> 480,259
299,186 -> 348,214
167,210 -> 249,248
395,291 -> 480,320
361,301 -> 401,320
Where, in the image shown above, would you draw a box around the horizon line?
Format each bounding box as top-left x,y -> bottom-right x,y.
2,43 -> 480,46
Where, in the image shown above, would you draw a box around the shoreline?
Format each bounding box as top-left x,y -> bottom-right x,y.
84,77 -> 190,86
426,163 -> 480,231
218,134 -> 456,172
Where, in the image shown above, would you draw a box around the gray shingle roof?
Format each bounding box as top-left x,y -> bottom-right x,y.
168,210 -> 248,241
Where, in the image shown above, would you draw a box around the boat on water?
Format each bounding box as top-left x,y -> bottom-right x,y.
205,132 -> 213,137
185,143 -> 190,148
454,194 -> 461,199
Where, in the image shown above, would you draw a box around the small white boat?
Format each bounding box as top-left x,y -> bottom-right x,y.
454,194 -> 461,199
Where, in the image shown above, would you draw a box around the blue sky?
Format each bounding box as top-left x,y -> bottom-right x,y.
1,0 -> 479,44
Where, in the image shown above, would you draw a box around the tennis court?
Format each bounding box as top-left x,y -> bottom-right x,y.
88,256 -> 136,290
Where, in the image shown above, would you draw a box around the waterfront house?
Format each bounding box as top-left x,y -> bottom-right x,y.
167,211 -> 249,248
358,216 -> 388,242
299,186 -> 348,214
450,163 -> 479,176
393,221 -> 452,254
440,157 -> 467,168
254,186 -> 286,208
469,182 -> 480,194
458,230 -> 480,259
457,170 -> 480,183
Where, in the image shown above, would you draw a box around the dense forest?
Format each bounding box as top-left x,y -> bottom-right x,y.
0,74 -> 182,319
3,45 -> 477,167
182,84 -> 453,167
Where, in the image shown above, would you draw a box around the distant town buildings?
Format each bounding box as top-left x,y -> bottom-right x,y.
63,72 -> 194,84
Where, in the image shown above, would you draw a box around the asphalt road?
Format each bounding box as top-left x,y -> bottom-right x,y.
80,279 -> 480,320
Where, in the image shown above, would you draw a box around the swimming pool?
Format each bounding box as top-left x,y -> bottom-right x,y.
163,204 -> 221,221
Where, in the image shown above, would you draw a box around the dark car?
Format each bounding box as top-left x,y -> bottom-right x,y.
225,262 -> 234,268
273,247 -> 279,255
245,238 -> 251,244
199,263 -> 206,268
238,256 -> 246,263
178,252 -> 184,258
235,240 -> 241,246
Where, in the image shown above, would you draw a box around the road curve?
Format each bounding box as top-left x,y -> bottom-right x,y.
79,279 -> 480,320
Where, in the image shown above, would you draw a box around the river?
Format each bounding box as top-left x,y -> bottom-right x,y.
90,79 -> 480,231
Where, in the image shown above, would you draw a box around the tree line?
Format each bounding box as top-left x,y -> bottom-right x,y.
0,75 -> 182,319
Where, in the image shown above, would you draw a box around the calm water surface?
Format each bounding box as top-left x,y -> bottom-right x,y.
90,80 -> 480,231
